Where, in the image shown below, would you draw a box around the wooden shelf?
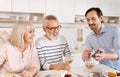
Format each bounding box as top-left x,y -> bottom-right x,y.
30,21 -> 42,23
103,16 -> 119,24
0,18 -> 16,23
0,20 -> 42,23
75,15 -> 120,24
0,12 -> 44,23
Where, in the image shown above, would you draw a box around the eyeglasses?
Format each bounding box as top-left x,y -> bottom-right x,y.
46,25 -> 62,30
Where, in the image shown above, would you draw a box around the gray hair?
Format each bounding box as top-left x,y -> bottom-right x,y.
42,15 -> 59,28
8,21 -> 34,47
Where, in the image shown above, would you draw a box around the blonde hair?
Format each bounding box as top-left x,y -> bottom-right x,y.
8,21 -> 34,47
42,15 -> 59,28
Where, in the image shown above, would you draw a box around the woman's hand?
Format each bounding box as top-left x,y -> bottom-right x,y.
21,67 -> 38,77
21,70 -> 33,77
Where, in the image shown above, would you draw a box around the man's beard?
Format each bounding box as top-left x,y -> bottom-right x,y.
47,33 -> 58,40
89,24 -> 96,31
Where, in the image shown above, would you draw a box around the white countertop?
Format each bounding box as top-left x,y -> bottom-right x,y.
71,64 -> 112,77
37,64 -> 113,77
0,64 -> 112,77
71,52 -> 99,67
0,51 -> 112,77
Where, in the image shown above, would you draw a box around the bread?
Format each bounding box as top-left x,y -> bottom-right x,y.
108,70 -> 117,77
60,70 -> 68,77
6,73 -> 14,77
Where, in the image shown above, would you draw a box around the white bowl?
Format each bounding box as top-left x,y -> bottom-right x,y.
108,20 -> 116,23
103,20 -> 108,23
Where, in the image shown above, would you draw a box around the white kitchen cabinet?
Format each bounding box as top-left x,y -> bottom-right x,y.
110,0 -> 120,16
75,0 -> 100,15
60,0 -> 75,23
75,0 -> 103,15
99,0 -> 111,16
11,0 -> 29,13
46,0 -> 75,23
46,0 -> 61,20
75,0 -> 87,15
100,0 -> 120,16
87,0 -> 100,9
29,0 -> 46,13
0,0 -> 11,12
9,0 -> 46,13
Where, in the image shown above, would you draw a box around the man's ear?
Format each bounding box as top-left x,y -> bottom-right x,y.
100,16 -> 104,22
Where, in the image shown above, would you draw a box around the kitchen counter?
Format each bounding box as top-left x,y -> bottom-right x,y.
0,64 -> 113,77
71,51 -> 99,67
37,64 -> 113,77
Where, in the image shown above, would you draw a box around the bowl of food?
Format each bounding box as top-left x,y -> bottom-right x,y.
108,20 -> 116,23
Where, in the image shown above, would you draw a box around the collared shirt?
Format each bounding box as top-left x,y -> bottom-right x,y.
85,24 -> 120,71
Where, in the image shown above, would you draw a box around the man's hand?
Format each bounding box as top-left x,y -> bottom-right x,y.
94,48 -> 106,61
82,48 -> 92,61
50,62 -> 70,70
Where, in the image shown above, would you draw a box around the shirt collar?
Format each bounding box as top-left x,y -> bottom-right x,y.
91,24 -> 107,35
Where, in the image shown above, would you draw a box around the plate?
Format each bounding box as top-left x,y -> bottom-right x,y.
91,68 -> 103,73
37,70 -> 59,77
14,74 -> 21,77
76,74 -> 84,77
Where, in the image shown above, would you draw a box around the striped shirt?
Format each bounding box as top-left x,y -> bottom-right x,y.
35,35 -> 70,70
85,24 -> 120,71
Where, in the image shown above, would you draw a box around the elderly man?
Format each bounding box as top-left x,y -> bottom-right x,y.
35,15 -> 71,70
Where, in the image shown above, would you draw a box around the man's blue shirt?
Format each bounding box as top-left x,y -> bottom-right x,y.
85,24 -> 120,71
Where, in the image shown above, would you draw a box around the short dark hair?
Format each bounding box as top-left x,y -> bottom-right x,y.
85,7 -> 103,17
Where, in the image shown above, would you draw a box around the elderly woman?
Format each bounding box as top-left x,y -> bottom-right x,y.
0,21 -> 40,77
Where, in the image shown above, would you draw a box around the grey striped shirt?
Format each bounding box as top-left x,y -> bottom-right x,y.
35,35 -> 70,70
